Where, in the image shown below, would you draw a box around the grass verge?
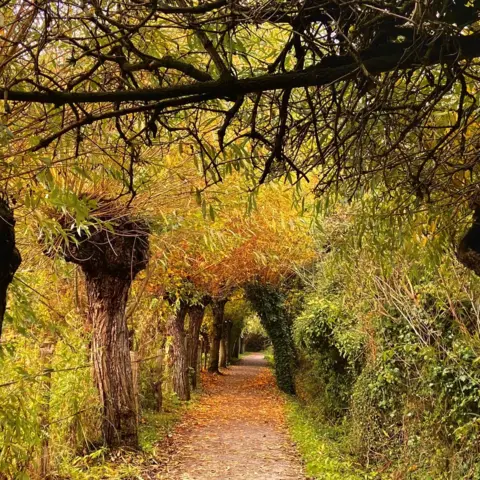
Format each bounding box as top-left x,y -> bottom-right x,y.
262,346 -> 274,366
285,399 -> 378,480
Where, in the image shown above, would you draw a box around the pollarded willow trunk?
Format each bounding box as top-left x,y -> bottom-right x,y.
57,208 -> 149,448
219,318 -> 231,368
219,337 -> 227,368
186,304 -> 206,389
225,319 -> 233,364
200,331 -> 210,370
228,320 -> 241,363
86,272 -> 138,447
167,303 -> 190,401
208,299 -> 227,373
232,334 -> 241,359
0,199 -> 21,337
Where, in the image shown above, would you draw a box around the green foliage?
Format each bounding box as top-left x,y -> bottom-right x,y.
0,266 -> 100,479
263,345 -> 274,366
286,400 -> 375,480
139,404 -> 183,454
294,296 -> 363,417
53,392 -> 188,479
242,311 -> 268,351
242,312 -> 266,337
245,282 -> 296,394
291,205 -> 480,478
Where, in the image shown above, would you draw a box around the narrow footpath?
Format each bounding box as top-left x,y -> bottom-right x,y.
158,353 -> 305,479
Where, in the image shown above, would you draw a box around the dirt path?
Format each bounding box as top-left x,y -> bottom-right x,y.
158,353 -> 305,480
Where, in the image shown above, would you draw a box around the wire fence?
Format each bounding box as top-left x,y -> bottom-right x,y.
0,353 -> 164,389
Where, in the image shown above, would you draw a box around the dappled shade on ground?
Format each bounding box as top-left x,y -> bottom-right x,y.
159,353 -> 304,479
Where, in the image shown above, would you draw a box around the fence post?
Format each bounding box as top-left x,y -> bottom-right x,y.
39,341 -> 55,479
156,350 -> 164,412
130,351 -> 139,422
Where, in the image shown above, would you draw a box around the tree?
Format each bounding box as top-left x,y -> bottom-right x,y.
148,180 -> 314,379
223,299 -> 253,362
208,298 -> 228,373
167,300 -> 191,401
52,201 -> 149,448
186,301 -> 209,389
2,0 -> 480,202
0,199 -> 21,337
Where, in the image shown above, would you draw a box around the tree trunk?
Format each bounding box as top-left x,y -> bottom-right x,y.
208,299 -> 227,373
226,320 -> 233,363
0,199 -> 21,337
219,318 -> 231,368
233,335 -> 240,359
87,272 -> 139,448
219,337 -> 227,368
167,303 -> 190,401
458,207 -> 480,275
53,208 -> 149,449
200,331 -> 209,370
186,304 -> 206,389
227,320 -> 242,362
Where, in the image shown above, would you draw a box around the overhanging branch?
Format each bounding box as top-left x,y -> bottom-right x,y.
155,0 -> 227,14
31,92 -> 219,151
3,35 -> 480,106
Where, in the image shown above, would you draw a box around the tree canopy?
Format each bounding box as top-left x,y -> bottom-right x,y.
1,0 -> 480,204
3,2 -> 480,478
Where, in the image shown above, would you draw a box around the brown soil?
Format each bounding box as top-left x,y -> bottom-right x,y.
158,352 -> 305,479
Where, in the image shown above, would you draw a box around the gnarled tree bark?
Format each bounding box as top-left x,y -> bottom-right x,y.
219,318 -> 232,368
208,299 -> 227,373
167,302 -> 190,401
186,303 -> 207,390
0,199 -> 21,337
219,336 -> 227,369
86,273 -> 139,446
58,209 -> 149,448
200,330 -> 210,370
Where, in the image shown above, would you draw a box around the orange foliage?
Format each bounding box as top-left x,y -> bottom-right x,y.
147,181 -> 314,300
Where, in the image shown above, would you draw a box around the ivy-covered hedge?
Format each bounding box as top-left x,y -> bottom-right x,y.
245,282 -> 296,394
290,208 -> 480,479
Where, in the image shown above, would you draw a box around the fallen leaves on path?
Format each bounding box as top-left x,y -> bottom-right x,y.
155,353 -> 305,480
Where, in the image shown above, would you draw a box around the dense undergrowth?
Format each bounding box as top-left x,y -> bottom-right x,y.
245,283 -> 297,394
59,402 -> 185,480
283,206 -> 480,479
0,265 -> 194,479
1,360 -> 189,480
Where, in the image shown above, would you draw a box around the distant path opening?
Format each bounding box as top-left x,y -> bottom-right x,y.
159,352 -> 305,479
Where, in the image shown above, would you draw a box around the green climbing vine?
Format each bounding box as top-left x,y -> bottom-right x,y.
245,282 -> 296,394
